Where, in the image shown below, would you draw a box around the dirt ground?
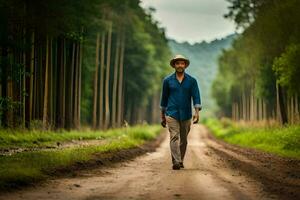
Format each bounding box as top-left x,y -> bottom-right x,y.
0,124 -> 299,200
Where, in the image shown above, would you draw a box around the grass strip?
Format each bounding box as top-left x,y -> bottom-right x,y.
203,118 -> 300,159
0,125 -> 161,190
0,126 -> 153,149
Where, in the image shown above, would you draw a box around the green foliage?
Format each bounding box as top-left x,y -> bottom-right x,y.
273,44 -> 300,95
225,1 -> 251,28
204,118 -> 300,159
123,7 -> 171,108
212,46 -> 240,116
225,0 -> 269,28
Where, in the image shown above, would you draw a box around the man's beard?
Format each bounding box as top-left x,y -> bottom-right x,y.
176,67 -> 185,73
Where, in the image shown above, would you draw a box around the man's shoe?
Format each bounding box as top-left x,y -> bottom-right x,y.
179,162 -> 184,168
172,164 -> 180,170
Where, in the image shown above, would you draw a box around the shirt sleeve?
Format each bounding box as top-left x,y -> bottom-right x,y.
160,78 -> 169,111
192,79 -> 202,110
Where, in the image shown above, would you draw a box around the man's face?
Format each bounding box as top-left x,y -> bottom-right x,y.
174,60 -> 186,73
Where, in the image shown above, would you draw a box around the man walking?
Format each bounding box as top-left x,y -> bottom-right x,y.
160,55 -> 202,170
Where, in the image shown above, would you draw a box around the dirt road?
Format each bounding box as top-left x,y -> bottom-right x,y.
1,124 -> 299,200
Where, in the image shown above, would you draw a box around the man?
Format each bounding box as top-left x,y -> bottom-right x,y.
160,54 -> 202,170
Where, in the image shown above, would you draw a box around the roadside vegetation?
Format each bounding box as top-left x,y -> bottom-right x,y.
203,118 -> 300,159
0,125 -> 159,149
0,125 -> 162,190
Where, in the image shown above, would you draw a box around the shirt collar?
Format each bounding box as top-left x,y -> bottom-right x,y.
172,71 -> 187,77
172,72 -> 188,81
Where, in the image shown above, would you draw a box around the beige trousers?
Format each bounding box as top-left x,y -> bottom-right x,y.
166,116 -> 191,165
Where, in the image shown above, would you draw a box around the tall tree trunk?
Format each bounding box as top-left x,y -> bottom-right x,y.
263,99 -> 267,121
247,94 -> 250,121
290,95 -> 294,124
287,96 -> 291,123
117,30 -> 125,127
43,37 -> 49,130
277,84 -> 288,124
57,38 -> 66,128
38,42 -> 44,119
112,30 -> 121,128
92,33 -> 100,129
242,92 -> 246,121
1,46 -> 8,127
66,42 -> 75,129
239,96 -> 242,121
250,89 -> 253,121
258,98 -> 262,121
52,38 -> 58,128
48,38 -> 54,128
77,42 -> 82,128
24,31 -> 30,128
104,21 -> 113,129
7,79 -> 13,126
21,29 -> 26,128
295,94 -> 299,123
26,31 -> 35,128
49,38 -> 53,128
73,43 -> 79,128
98,32 -> 106,129
32,41 -> 38,120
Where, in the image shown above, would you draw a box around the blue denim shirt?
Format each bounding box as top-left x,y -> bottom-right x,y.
160,72 -> 202,121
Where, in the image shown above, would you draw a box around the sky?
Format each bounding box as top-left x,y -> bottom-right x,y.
140,0 -> 236,44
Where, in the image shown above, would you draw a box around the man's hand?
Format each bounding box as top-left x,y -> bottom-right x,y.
161,120 -> 166,128
192,114 -> 199,124
193,108 -> 200,124
161,112 -> 167,128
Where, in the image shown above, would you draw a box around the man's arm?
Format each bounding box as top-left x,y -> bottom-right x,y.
192,79 -> 202,124
160,78 -> 169,127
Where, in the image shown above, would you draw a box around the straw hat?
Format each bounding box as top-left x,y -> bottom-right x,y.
170,54 -> 190,67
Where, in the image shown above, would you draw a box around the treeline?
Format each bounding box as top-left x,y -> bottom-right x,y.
212,0 -> 300,125
0,0 -> 171,130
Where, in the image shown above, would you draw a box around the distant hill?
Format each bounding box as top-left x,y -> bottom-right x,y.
168,34 -> 236,117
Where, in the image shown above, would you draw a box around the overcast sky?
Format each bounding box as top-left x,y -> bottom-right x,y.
140,0 -> 236,44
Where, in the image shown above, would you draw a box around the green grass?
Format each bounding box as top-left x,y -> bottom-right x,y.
0,125 -> 162,190
0,126 -> 153,148
203,118 -> 300,159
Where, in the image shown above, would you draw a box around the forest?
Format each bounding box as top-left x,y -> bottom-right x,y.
212,0 -> 300,125
0,0 -> 171,130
